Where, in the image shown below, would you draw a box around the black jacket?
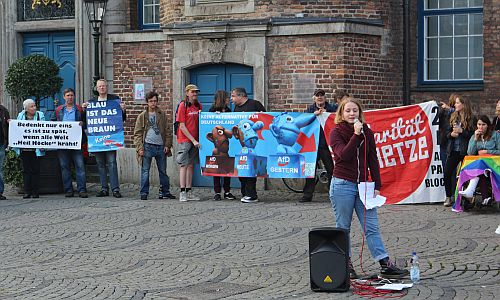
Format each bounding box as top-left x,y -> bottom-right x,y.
446,117 -> 477,156
307,102 -> 337,148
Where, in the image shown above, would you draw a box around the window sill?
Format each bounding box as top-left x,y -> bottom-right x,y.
412,83 -> 484,92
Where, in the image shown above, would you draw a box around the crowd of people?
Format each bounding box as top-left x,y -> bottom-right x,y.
0,81 -> 498,277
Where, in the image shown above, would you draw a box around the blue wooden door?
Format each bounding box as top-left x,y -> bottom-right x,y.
23,31 -> 76,117
190,63 -> 253,187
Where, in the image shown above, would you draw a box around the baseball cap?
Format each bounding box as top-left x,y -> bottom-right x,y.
313,89 -> 325,96
185,84 -> 200,93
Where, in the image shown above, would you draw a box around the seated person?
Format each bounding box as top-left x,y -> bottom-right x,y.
459,115 -> 500,205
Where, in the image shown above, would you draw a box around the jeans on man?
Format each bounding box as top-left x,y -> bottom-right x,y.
329,177 -> 388,261
140,143 -> 170,196
0,144 -> 5,194
58,149 -> 87,193
94,150 -> 119,192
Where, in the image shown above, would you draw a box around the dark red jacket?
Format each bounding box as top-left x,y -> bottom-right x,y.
329,121 -> 382,190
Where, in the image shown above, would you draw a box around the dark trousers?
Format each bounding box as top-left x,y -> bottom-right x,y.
213,176 -> 231,194
444,151 -> 464,197
21,151 -> 40,195
303,147 -> 334,199
239,177 -> 257,198
477,175 -> 492,200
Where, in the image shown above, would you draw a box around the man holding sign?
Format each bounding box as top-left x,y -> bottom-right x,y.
52,88 -> 87,198
83,79 -> 127,198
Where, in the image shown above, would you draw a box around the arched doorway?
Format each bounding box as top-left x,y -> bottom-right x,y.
189,63 -> 253,187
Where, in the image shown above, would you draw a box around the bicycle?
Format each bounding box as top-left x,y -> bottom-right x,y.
282,160 -> 330,193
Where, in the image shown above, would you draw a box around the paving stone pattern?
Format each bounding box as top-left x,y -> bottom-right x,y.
1,184 -> 499,299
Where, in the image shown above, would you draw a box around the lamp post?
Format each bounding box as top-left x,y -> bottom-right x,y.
84,0 -> 108,95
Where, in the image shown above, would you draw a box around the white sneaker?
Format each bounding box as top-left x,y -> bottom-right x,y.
186,190 -> 200,201
241,196 -> 258,203
179,191 -> 187,202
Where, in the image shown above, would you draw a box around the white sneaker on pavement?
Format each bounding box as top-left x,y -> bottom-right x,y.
179,191 -> 187,202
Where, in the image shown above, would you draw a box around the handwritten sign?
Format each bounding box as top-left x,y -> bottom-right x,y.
9,120 -> 82,149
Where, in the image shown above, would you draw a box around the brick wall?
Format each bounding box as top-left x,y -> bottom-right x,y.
409,0 -> 499,118
267,33 -> 403,112
160,0 -> 385,24
113,41 -> 174,147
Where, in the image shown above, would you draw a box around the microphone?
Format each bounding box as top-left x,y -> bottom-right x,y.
354,118 -> 363,133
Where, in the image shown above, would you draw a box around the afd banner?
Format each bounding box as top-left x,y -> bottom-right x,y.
199,112 -> 320,178
86,99 -> 124,152
9,120 -> 82,149
318,101 -> 444,204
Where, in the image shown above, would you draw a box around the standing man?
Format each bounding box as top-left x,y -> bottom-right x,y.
134,91 -> 175,200
176,84 -> 202,202
52,88 -> 88,198
83,79 -> 126,198
231,87 -> 266,203
300,89 -> 337,202
0,103 -> 10,200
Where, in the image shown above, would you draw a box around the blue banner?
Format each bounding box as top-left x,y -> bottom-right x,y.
199,112 -> 320,178
86,99 -> 124,152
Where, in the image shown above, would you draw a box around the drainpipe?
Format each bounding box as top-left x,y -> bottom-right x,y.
403,0 -> 411,105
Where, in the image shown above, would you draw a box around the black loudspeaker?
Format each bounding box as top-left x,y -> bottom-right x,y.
309,227 -> 350,292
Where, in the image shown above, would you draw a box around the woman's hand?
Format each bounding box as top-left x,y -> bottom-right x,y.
451,132 -> 459,138
474,129 -> 483,141
193,140 -> 201,149
478,150 -> 488,155
374,190 -> 380,197
354,120 -> 363,135
82,102 -> 89,109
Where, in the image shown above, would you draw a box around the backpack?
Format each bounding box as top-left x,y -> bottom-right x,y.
173,101 -> 183,136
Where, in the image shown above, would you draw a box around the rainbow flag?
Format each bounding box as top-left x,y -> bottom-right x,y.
453,155 -> 500,212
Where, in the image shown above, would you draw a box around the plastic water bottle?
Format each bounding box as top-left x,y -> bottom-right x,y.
410,251 -> 420,283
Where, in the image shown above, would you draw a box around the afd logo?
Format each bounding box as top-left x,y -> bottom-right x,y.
238,156 -> 248,165
277,156 -> 290,167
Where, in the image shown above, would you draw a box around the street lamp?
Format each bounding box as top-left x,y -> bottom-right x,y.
84,0 -> 108,94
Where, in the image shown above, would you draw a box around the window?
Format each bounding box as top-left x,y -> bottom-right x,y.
419,0 -> 483,84
139,0 -> 160,29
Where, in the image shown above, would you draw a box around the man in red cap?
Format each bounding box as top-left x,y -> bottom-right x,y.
176,84 -> 202,202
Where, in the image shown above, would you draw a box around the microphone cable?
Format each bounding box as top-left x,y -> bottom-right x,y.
350,127 -> 407,298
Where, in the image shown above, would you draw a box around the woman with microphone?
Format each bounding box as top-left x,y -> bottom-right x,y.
329,97 -> 408,279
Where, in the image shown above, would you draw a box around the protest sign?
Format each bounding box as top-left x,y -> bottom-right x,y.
318,101 -> 444,204
9,120 -> 81,149
86,99 -> 124,152
199,112 -> 320,178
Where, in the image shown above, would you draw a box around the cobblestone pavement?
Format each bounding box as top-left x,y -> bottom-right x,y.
1,183 -> 499,299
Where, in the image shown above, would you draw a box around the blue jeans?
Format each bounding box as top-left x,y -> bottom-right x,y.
140,143 -> 170,196
58,149 -> 86,193
0,144 -> 5,194
94,150 -> 119,192
329,177 -> 388,261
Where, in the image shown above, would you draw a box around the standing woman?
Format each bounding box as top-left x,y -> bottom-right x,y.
329,97 -> 408,279
208,90 -> 235,201
493,99 -> 500,131
14,99 -> 45,198
438,93 -> 457,169
443,96 -> 476,207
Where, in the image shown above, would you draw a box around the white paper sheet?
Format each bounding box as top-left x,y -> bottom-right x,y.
375,283 -> 413,290
358,182 -> 386,209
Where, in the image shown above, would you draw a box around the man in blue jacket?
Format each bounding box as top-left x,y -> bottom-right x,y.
300,89 -> 337,202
